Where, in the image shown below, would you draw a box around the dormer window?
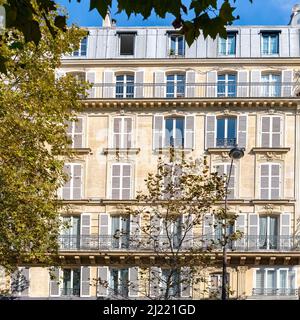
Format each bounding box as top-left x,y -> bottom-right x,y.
72,37 -> 87,57
118,32 -> 136,56
169,34 -> 185,56
261,32 -> 279,55
218,32 -> 236,56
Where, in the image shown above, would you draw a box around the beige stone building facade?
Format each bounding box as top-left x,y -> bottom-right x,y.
3,5 -> 300,300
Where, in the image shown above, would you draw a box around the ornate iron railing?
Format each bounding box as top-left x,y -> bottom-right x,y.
252,288 -> 298,296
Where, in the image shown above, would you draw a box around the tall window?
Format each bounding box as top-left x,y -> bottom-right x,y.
66,118 -> 83,148
165,117 -> 184,148
259,216 -> 279,250
219,33 -> 236,55
261,74 -> 281,97
215,163 -> 236,199
261,116 -> 281,147
169,35 -> 185,56
161,269 -> 180,297
216,117 -> 237,147
72,37 -> 87,57
111,216 -> 130,249
166,74 -> 185,98
113,117 -> 133,148
261,33 -> 279,55
110,268 -> 129,297
62,164 -> 82,200
62,269 -> 80,297
60,216 -> 80,250
116,74 -> 134,98
217,74 -> 237,97
209,273 -> 229,298
119,33 -> 135,55
260,163 -> 280,199
111,164 -> 132,200
161,216 -> 182,248
254,268 -> 296,296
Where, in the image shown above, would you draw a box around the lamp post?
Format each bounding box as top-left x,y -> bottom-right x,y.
221,146 -> 245,300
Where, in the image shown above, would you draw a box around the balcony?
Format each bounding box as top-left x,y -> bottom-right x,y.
86,82 -> 296,100
252,288 -> 298,297
61,287 -> 80,297
58,235 -> 300,252
216,138 -> 237,148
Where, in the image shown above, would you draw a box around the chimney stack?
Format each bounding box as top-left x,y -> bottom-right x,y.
289,4 -> 300,25
102,10 -> 112,28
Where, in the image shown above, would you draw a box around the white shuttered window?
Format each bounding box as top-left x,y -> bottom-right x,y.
113,117 -> 133,148
66,118 -> 84,148
62,164 -> 83,200
260,163 -> 280,199
261,116 -> 282,147
111,164 -> 132,200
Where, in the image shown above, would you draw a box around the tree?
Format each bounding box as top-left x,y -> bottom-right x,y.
111,149 -> 241,300
0,6 -> 88,271
0,0 -> 252,72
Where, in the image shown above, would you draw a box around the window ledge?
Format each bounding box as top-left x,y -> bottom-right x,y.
251,147 -> 290,153
251,199 -> 295,204
207,147 -> 233,154
154,148 -> 193,153
70,148 -> 92,154
103,148 -> 140,155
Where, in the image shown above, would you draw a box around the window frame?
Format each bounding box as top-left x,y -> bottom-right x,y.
72,37 -> 88,57
110,268 -> 129,297
261,115 -> 282,147
112,116 -> 133,148
164,116 -> 185,148
217,73 -> 237,97
119,33 -> 136,56
62,163 -> 83,200
261,33 -> 279,55
261,73 -> 281,97
260,163 -> 281,200
111,163 -> 132,200
216,116 -> 237,147
115,74 -> 135,98
67,117 -> 84,149
218,32 -> 237,56
61,268 -> 81,297
166,73 -> 186,98
169,34 -> 185,56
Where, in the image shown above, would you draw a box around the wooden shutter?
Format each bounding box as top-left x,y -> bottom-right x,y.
237,71 -> 249,97
97,267 -> 109,297
260,164 -> 270,199
99,213 -> 110,249
113,118 -> 121,148
130,214 -> 140,248
184,115 -> 195,149
80,267 -> 90,297
206,71 -> 217,97
235,214 -> 246,249
280,213 -> 291,249
180,267 -> 191,298
250,70 -> 261,97
271,164 -> 280,199
203,214 -> 213,248
73,164 -> 82,199
153,115 -> 164,150
74,118 -> 83,148
122,164 -> 131,199
282,70 -> 293,97
205,115 -> 216,149
129,267 -> 139,297
86,72 -> 96,98
49,267 -> 60,297
62,164 -> 71,199
186,70 -> 196,97
111,164 -> 121,199
103,71 -> 114,98
124,118 -> 133,149
154,71 -> 165,98
21,268 -> 29,296
261,117 -> 271,147
150,267 -> 160,297
238,115 -> 247,148
81,214 -> 90,249
272,116 -> 281,147
227,164 -> 235,199
135,71 -> 144,98
182,214 -> 193,249
248,213 -> 258,250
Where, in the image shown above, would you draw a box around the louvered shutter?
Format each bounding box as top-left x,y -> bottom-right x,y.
86,72 -> 96,98
227,164 -> 235,199
237,71 -> 249,97
113,118 -> 121,148
238,115 -> 247,148
130,214 -> 140,248
186,70 -> 196,97
282,70 -> 293,97
135,71 -> 144,98
151,215 -> 161,249
251,70 -> 261,97
272,117 -> 281,147
248,213 -> 258,250
74,118 -> 83,148
235,214 -> 246,250
103,71 -> 114,98
153,115 -> 164,150
80,267 -> 90,297
73,164 -> 82,199
203,214 -> 213,248
182,214 -> 193,249
111,164 -> 121,199
261,117 -> 271,147
122,164 -> 131,199
180,267 -> 191,298
260,164 -> 270,199
99,213 -> 110,249
271,164 -> 280,199
81,214 -> 90,249
154,71 -> 165,97
184,115 -> 195,149
205,115 -> 216,149
280,213 -> 291,250
129,267 -> 139,297
206,71 -> 217,97
97,267 -> 109,297
62,164 -> 71,199
124,118 -> 132,149
150,267 -> 160,298
49,267 -> 60,297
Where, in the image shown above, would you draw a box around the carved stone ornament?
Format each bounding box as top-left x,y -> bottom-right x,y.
258,152 -> 282,161
264,204 -> 274,215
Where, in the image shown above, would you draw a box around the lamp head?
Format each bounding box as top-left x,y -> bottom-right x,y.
229,147 -> 245,159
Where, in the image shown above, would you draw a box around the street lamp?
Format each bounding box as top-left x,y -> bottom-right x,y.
221,146 -> 245,300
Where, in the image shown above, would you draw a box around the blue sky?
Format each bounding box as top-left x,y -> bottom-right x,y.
56,0 -> 298,27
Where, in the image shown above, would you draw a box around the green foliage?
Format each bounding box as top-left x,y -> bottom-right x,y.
0,6 -> 87,271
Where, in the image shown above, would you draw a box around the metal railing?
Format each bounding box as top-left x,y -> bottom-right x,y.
61,287 -> 80,297
252,288 -> 298,296
58,235 -> 300,252
85,82 -> 297,99
216,138 -> 237,148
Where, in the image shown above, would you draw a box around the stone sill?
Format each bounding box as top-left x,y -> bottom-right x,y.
103,148 -> 140,155
251,147 -> 290,153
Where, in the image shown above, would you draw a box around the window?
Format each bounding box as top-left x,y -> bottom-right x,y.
110,268 -> 129,297
260,163 -> 280,199
219,33 -> 236,55
215,163 -> 236,199
60,216 -> 80,250
111,164 -> 132,200
161,216 -> 182,248
11,268 -> 29,296
72,37 -> 87,57
61,269 -> 80,297
261,33 -> 279,55
166,74 -> 185,98
169,35 -> 185,56
111,215 -> 130,249
66,118 -> 83,148
254,268 -> 296,296
261,74 -> 281,97
165,117 -> 184,148
62,164 -> 82,200
261,116 -> 281,147
259,216 -> 279,249
216,117 -> 237,147
116,74 -> 134,98
113,117 -> 133,148
217,74 -> 237,97
119,33 -> 135,55
161,269 -> 180,297
209,273 -> 229,298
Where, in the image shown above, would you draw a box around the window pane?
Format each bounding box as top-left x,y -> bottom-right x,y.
227,118 -> 237,139
228,34 -> 236,54
178,36 -> 184,55
80,37 -> 87,56
270,35 -> 279,54
120,34 -> 135,55
217,118 -> 225,139
175,118 -> 184,147
219,38 -> 226,55
267,270 -> 276,289
170,36 -> 176,53
262,35 -> 269,54
165,118 -> 174,146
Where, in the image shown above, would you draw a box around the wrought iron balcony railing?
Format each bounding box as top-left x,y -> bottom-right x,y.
216,138 -> 237,148
85,82 -> 297,99
61,287 -> 80,297
58,235 -> 300,252
252,288 -> 298,296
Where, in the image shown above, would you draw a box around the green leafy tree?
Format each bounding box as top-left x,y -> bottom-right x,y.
0,5 -> 87,271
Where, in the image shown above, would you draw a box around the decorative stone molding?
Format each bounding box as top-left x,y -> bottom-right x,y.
251,147 -> 290,161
